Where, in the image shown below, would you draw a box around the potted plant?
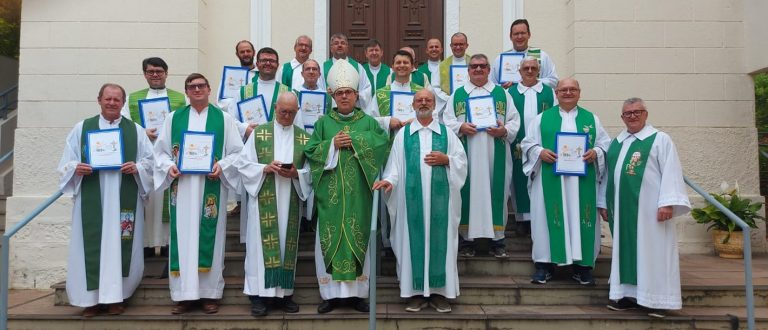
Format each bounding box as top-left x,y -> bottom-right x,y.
691,182 -> 765,258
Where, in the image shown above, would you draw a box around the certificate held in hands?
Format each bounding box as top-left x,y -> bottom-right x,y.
138,97 -> 171,131
449,65 -> 469,94
389,91 -> 415,122
86,128 -> 124,170
554,132 -> 589,176
498,52 -> 525,84
466,95 -> 499,130
299,91 -> 327,129
179,131 -> 216,174
237,95 -> 269,125
218,66 -> 249,100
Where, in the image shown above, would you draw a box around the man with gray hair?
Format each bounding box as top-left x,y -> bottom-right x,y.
443,54 -> 520,259
507,57 -> 558,236
322,33 -> 372,110
598,97 -> 690,318
278,35 -> 325,91
225,91 -> 313,316
431,32 -> 471,115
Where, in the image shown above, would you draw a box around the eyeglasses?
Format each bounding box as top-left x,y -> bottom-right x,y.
557,87 -> 580,94
303,67 -> 319,72
520,66 -> 539,72
144,70 -> 166,76
258,58 -> 277,64
334,89 -> 356,97
277,109 -> 297,116
469,64 -> 489,70
621,109 -> 647,119
185,83 -> 208,91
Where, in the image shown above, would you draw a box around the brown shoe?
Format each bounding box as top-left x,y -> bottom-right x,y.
171,301 -> 193,315
82,305 -> 100,318
106,302 -> 125,315
202,299 -> 219,314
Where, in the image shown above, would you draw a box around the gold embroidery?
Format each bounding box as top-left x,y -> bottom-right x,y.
256,129 -> 272,141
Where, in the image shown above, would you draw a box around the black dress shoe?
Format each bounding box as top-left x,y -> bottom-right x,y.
250,296 -> 268,316
352,298 -> 369,313
281,296 -> 299,313
160,245 -> 169,257
317,299 -> 335,314
143,247 -> 155,258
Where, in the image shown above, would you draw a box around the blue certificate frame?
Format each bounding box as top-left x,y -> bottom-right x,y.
218,66 -> 249,100
389,90 -> 415,116
449,65 -> 468,93
466,95 -> 499,131
553,132 -> 589,176
85,128 -> 124,170
299,91 -> 328,129
178,131 -> 216,174
137,97 -> 170,129
498,52 -> 526,84
236,95 -> 269,124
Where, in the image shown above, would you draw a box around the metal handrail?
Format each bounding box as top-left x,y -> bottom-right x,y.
685,177 -> 754,330
0,151 -> 12,166
368,179 -> 380,330
0,85 -> 18,120
0,189 -> 64,330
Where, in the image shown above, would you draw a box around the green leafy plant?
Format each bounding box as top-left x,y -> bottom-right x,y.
691,186 -> 765,244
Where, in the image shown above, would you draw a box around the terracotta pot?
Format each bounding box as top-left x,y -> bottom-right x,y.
712,229 -> 744,259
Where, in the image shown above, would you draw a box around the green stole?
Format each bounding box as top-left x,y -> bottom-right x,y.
168,105 -> 225,276
508,83 -> 554,213
80,115 -> 138,290
127,88 -> 185,223
452,85 -> 508,232
606,132 -> 657,285
439,55 -> 471,94
416,62 -> 433,84
240,81 -> 290,120
386,72 -> 428,88
404,123 -> 449,290
253,122 -> 310,289
280,62 -> 296,88
323,57 -> 360,80
539,106 -> 598,267
304,108 -> 389,280
127,88 -> 186,125
362,63 -> 392,97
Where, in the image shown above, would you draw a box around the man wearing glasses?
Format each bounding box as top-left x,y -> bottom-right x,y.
153,73 -> 244,315
491,19 -> 559,88
431,32 -> 471,116
304,59 -> 388,314
599,97 -> 690,318
122,57 -> 188,261
443,54 -> 520,259
521,78 -> 611,286
277,35 -> 325,91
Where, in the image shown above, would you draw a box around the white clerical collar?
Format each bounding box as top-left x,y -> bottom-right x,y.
291,58 -> 302,69
99,114 -> 122,126
368,63 -> 381,70
274,119 -> 293,131
617,124 -> 657,142
465,80 -> 495,93
428,60 -> 440,66
337,110 -> 355,118
517,81 -> 543,94
149,87 -> 167,93
409,118 -> 441,135
558,106 -> 578,116
452,55 -> 466,62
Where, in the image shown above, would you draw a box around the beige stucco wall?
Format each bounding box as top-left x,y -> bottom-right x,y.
6,0 -> 764,289
744,0 -> 768,74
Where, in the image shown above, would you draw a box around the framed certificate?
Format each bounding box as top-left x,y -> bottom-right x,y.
86,128 -> 123,170
137,97 -> 170,131
498,52 -> 526,84
178,131 -> 215,174
218,66 -> 249,100
449,65 -> 469,94
299,91 -> 327,129
389,91 -> 415,122
554,132 -> 589,176
466,95 -> 498,130
237,95 -> 269,125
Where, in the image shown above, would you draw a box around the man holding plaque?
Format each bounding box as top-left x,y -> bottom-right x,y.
367,50 -> 425,134
278,35 -> 325,91
520,78 -> 610,285
304,59 -> 389,314
154,73 -> 244,314
416,38 -> 443,85
372,89 -> 467,313
362,39 -> 391,98
431,32 -> 471,116
491,19 -> 559,88
598,97 -> 690,318
295,59 -> 332,134
508,57 -> 558,237
228,47 -> 291,140
122,57 -> 188,259
58,83 -> 155,317
216,40 -> 259,109
322,33 -> 372,110
225,92 -> 313,316
443,54 -> 519,258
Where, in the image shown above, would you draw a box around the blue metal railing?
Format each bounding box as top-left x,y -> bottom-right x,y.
0,151 -> 12,166
0,85 -> 18,120
685,177 -> 754,330
368,186 -> 380,330
0,189 -> 64,330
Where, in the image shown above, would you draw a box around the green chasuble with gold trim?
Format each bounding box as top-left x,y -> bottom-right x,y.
304,108 -> 389,281
252,122 -> 310,289
539,106 -> 598,267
